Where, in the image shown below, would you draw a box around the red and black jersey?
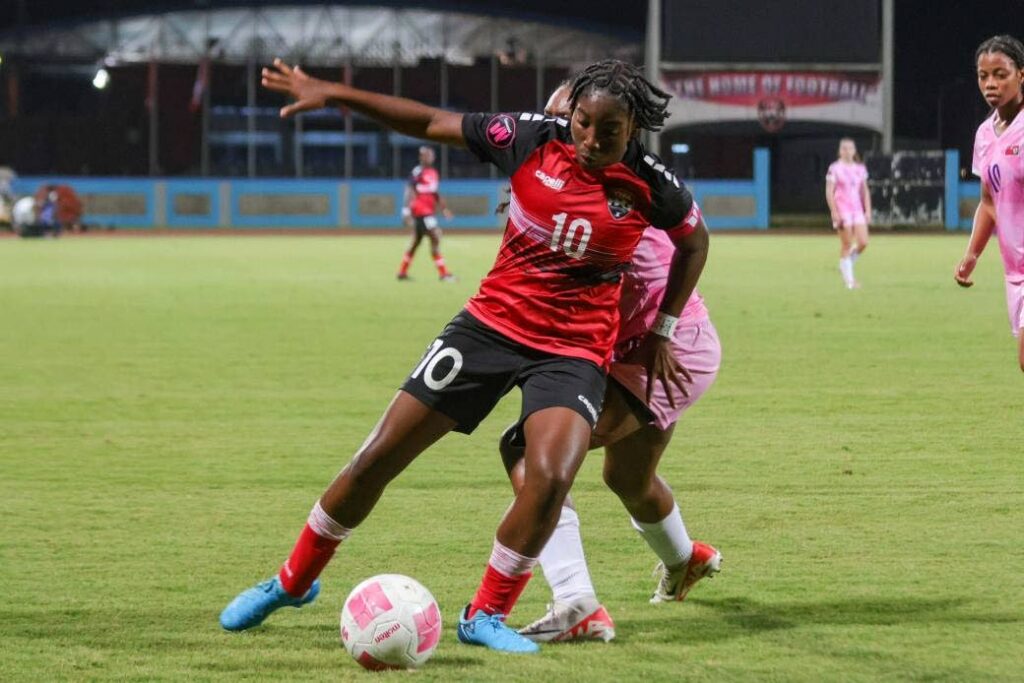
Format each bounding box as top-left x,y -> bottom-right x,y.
408,165 -> 440,217
461,112 -> 696,368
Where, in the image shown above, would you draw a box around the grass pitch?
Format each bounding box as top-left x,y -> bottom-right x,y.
1,233 -> 1021,682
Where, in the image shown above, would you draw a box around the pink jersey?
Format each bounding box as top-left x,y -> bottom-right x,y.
616,226 -> 708,346
826,160 -> 868,214
972,111 -> 1024,283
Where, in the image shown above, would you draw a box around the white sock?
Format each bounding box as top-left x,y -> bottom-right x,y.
631,503 -> 693,569
308,500 -> 352,541
537,506 -> 597,603
839,257 -> 854,286
849,247 -> 860,263
489,538 -> 537,577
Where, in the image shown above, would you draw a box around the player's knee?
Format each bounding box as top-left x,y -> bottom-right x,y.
529,463 -> 576,501
603,466 -> 646,502
857,239 -> 869,252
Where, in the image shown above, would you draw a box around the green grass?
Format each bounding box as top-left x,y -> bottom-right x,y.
1,233 -> 1021,682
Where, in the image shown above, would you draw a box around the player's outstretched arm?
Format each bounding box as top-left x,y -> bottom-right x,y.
955,182 -> 996,287
261,59 -> 466,148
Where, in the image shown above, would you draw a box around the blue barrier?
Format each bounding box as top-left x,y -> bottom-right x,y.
11,149 -> 771,230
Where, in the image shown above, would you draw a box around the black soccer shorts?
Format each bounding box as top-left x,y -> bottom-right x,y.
400,310 -> 606,434
413,215 -> 439,237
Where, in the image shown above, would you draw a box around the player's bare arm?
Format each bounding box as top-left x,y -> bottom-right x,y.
262,58 -> 465,147
825,176 -> 839,226
860,177 -> 872,223
955,181 -> 996,287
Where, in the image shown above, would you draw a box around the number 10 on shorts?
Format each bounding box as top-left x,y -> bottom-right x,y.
411,339 -> 464,391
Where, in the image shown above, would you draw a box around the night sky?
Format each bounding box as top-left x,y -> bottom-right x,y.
1,0 -> 1022,143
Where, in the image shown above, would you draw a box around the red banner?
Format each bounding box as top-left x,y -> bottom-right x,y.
660,70 -> 883,133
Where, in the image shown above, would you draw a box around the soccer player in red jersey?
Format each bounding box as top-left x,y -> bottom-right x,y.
220,58 -> 709,656
500,82 -> 721,644
398,145 -> 456,281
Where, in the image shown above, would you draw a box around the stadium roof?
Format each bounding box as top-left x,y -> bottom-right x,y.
0,1 -> 642,67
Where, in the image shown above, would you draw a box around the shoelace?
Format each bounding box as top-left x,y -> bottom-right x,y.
479,612 -> 508,632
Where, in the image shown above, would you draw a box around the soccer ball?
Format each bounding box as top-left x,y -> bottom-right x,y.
340,574 -> 442,671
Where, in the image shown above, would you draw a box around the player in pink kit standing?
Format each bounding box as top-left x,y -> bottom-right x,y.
825,139 -> 871,289
955,35 -> 1024,372
499,84 -> 722,643
397,146 -> 455,281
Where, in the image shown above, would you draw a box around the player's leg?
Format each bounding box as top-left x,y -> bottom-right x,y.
500,419 -> 615,643
851,220 -> 870,258
397,222 -> 425,279
222,312 -> 508,632
603,320 -> 723,602
459,360 -> 603,653
603,424 -> 721,603
425,220 -> 454,282
1017,333 -> 1024,372
220,391 -> 454,631
838,223 -> 857,288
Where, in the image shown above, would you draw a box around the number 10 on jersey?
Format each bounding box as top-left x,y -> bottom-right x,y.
550,213 -> 592,259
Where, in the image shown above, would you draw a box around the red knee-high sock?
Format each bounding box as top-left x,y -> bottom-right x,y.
433,254 -> 449,277
278,501 -> 352,597
469,565 -> 532,618
279,524 -> 339,597
467,539 -> 537,618
398,252 -> 413,276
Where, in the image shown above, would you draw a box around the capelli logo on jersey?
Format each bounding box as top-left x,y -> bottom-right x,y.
486,114 -> 516,149
1005,144 -> 1020,156
534,169 -> 566,191
606,188 -> 635,220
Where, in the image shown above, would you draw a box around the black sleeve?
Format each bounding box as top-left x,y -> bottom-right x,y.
461,112 -> 568,176
635,150 -> 695,231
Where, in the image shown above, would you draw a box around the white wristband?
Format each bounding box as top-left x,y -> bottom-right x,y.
651,312 -> 679,339
401,207 -> 411,217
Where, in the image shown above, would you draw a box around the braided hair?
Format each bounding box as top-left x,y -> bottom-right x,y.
568,60 -> 671,132
976,34 -> 1024,70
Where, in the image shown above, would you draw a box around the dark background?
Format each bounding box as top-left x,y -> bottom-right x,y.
0,0 -> 1021,209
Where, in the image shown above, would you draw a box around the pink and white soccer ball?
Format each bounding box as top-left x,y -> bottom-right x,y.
340,574 -> 442,671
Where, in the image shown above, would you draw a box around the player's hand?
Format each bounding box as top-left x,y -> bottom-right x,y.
625,334 -> 692,408
442,209 -> 454,220
261,59 -> 332,117
830,210 -> 841,230
955,254 -> 978,287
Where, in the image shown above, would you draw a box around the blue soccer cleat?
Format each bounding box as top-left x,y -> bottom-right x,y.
456,605 -> 540,654
219,577 -> 320,631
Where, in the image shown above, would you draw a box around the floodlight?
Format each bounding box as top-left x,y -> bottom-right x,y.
92,67 -> 110,90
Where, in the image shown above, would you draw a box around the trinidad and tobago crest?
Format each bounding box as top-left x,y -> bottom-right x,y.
607,187 -> 635,220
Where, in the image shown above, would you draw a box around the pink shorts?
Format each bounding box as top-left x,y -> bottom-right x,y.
610,319 -> 722,431
1006,279 -> 1024,338
835,210 -> 867,229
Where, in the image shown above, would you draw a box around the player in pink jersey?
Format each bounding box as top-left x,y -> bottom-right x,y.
498,84 -> 721,643
825,139 -> 871,289
219,59 -> 710,656
397,145 -> 456,282
955,35 -> 1024,372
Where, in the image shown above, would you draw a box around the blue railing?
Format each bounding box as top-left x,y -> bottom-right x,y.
11,148 -> 771,231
